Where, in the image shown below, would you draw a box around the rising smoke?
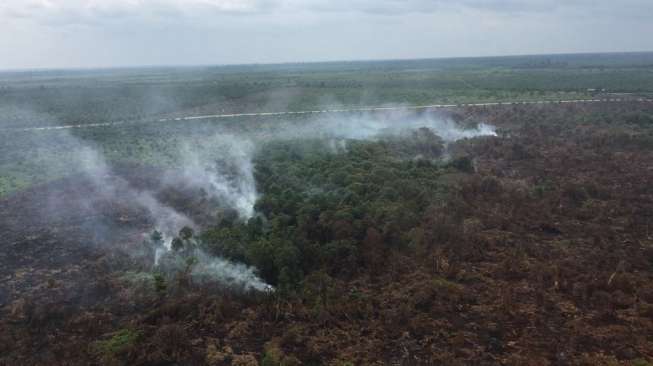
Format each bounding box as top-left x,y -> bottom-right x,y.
4,106 -> 497,294
85,139 -> 270,291
189,250 -> 272,292
169,134 -> 258,219
25,126 -> 271,292
263,110 -> 497,154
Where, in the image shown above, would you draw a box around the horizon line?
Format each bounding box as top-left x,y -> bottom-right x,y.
2,50 -> 653,74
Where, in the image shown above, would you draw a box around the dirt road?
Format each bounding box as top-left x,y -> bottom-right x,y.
6,97 -> 653,132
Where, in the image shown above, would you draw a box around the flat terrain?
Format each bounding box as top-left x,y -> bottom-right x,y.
1,53 -> 653,365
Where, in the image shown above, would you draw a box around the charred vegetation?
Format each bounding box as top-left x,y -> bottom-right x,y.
1,101 -> 653,365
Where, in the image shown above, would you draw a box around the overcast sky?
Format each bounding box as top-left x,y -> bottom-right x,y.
1,0 -> 652,70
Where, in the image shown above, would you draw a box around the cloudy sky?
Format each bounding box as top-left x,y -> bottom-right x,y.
1,0 -> 652,70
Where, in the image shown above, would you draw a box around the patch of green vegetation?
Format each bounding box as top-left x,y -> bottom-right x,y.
153,273 -> 167,296
94,328 -> 142,359
261,340 -> 302,366
633,359 -> 653,366
431,277 -> 464,293
201,137 -> 456,290
531,181 -> 555,199
117,271 -> 155,289
261,352 -> 280,366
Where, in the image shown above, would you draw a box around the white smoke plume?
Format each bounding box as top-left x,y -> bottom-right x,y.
74,143 -> 196,238
327,138 -> 348,153
153,242 -> 272,292
33,131 -> 271,292
168,134 -> 258,219
190,250 -> 272,292
85,145 -> 271,291
266,111 -> 497,144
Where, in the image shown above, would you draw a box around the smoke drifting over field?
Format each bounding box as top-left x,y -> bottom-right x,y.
270,111 -> 497,144
190,250 -> 272,292
86,141 -> 268,290
74,145 -> 194,237
171,135 -> 258,219
321,113 -> 496,142
2,106 -> 497,294
25,127 -> 270,291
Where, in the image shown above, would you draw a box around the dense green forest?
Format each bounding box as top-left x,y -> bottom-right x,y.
201,135 -> 458,290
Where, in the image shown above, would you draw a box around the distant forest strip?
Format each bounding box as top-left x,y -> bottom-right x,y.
2,98 -> 652,132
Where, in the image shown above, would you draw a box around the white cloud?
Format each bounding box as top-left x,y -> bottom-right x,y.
3,0 -> 653,24
0,0 -> 652,69
1,0 -> 273,23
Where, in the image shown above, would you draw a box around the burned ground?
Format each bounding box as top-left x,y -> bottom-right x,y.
0,163 -> 223,312
1,103 -> 653,365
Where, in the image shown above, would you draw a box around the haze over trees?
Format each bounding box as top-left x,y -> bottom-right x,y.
1,54 -> 653,365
